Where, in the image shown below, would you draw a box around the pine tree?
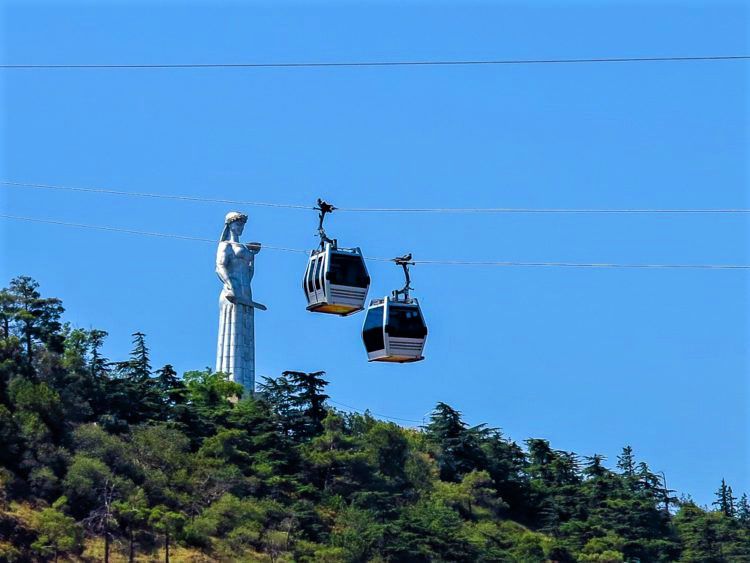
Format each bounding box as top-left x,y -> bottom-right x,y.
31,498 -> 83,562
726,485 -> 736,518
258,374 -> 297,435
116,332 -> 151,381
713,479 -> 732,516
616,446 -> 636,477
656,472 -> 678,514
636,462 -> 661,495
0,288 -> 18,340
583,454 -> 606,479
88,329 -> 110,380
285,370 -> 330,440
4,274 -> 749,563
6,276 -> 64,365
109,332 -> 159,424
148,506 -> 184,563
59,328 -> 98,422
154,364 -> 188,416
526,439 -> 556,484
736,493 -> 750,527
426,403 -> 486,482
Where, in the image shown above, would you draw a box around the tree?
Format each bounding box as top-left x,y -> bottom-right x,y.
64,455 -> 118,518
58,327 -> 100,423
6,276 -> 64,365
0,287 -> 17,340
154,364 -> 189,420
185,369 -> 243,415
3,274 -> 749,562
108,332 -> 162,425
713,478 -> 734,517
149,505 -> 185,563
382,499 -> 477,562
286,370 -> 330,440
636,461 -> 662,496
88,328 -> 110,379
329,505 -> 383,562
583,454 -> 607,480
115,331 -> 151,380
258,374 -> 297,434
458,470 -> 507,519
726,485 -> 736,518
365,422 -> 409,486
479,430 -> 529,519
674,502 -> 733,562
525,438 -> 556,483
616,446 -> 636,477
301,412 -> 371,497
0,404 -> 20,468
737,493 -> 750,527
113,488 -> 149,563
31,497 -> 83,562
81,479 -> 118,563
425,402 -> 486,482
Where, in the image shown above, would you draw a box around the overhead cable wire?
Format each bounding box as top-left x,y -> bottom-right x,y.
407,259 -> 750,270
0,181 -> 313,210
1,55 -> 749,70
3,181 -> 749,215
0,214 -> 307,254
327,399 -> 423,425
2,213 -> 748,270
336,206 -> 750,214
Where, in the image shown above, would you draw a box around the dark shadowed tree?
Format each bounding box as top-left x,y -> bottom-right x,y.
425,402 -> 486,482
616,445 -> 636,477
285,370 -> 330,440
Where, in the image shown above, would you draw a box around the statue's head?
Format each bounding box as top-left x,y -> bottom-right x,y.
221,211 -> 248,240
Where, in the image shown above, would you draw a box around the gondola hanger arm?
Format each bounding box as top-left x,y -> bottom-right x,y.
393,253 -> 415,301
315,198 -> 337,250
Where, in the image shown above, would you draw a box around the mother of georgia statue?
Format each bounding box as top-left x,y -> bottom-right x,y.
215,211 -> 266,392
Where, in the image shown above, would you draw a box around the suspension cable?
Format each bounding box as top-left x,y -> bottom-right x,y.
0,181 -> 313,210
328,399 -> 423,425
2,214 -> 748,270
3,181 -> 749,215
1,55 -> 749,70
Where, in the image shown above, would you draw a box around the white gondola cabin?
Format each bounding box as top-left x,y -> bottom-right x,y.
362,296 -> 427,362
304,242 -> 370,316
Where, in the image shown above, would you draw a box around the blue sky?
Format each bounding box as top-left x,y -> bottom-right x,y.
1,1 -> 747,506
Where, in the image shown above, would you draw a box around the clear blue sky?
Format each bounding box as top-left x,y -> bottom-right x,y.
1,1 -> 747,506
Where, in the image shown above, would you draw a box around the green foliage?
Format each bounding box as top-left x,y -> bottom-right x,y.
63,455 -> 118,515
673,501 -> 750,562
31,498 -> 83,560
0,275 -> 747,561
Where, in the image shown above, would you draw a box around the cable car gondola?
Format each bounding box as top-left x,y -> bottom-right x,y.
362,254 -> 427,362
303,199 -> 370,316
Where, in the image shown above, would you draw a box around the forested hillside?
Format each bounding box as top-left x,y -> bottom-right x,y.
0,276 -> 748,562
